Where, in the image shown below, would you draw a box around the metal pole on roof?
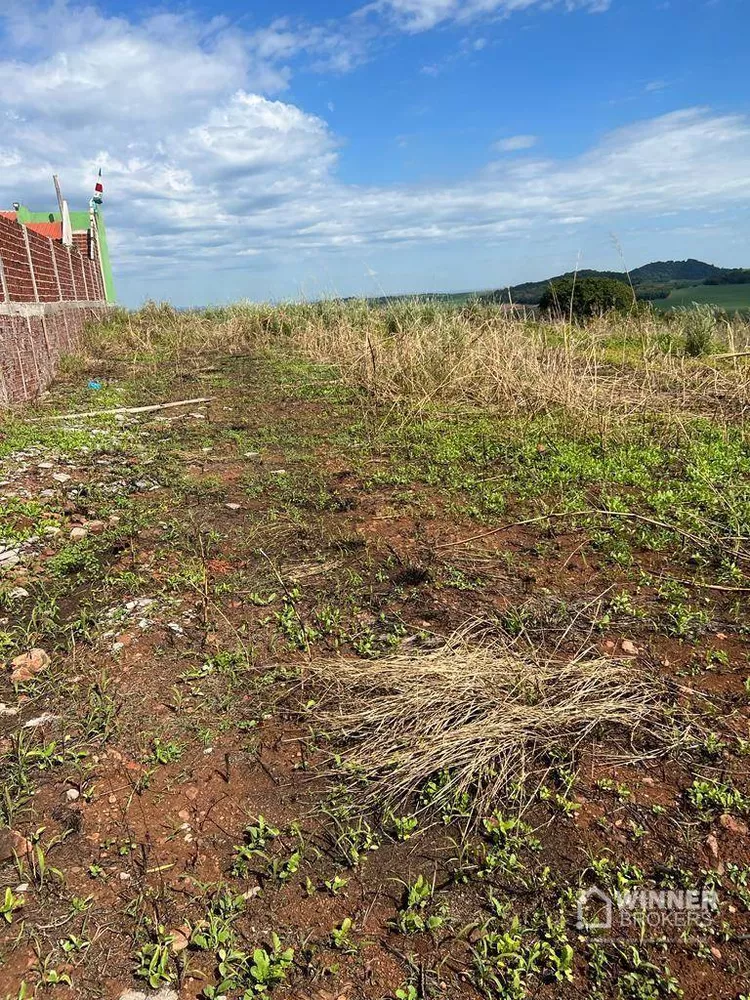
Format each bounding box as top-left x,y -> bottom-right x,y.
61,200 -> 73,248
53,174 -> 72,246
52,175 -> 64,217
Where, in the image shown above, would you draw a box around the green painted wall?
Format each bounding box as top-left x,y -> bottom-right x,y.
14,205 -> 116,302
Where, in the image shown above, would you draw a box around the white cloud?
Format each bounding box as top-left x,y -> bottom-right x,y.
645,79 -> 670,93
494,134 -> 538,152
360,0 -> 610,33
1,3 -> 749,304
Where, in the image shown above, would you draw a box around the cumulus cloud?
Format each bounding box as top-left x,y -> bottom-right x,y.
1,2 -> 749,302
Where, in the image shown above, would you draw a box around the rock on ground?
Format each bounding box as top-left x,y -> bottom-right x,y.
118,989 -> 178,1000
0,829 -> 33,863
9,648 -> 50,683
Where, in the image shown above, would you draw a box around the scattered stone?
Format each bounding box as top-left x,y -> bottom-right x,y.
14,883 -> 29,893
170,928 -> 190,953
602,640 -> 616,652
706,833 -> 719,858
69,526 -> 88,541
124,598 -> 154,612
119,988 -> 178,1000
23,712 -> 60,729
620,639 -> 639,656
719,813 -> 748,837
0,547 -> 21,570
108,514 -> 121,525
43,526 -> 61,537
0,829 -> 32,863
270,469 -> 287,475
85,520 -> 107,535
225,503 -> 241,511
8,587 -> 30,600
52,472 -> 71,483
0,704 -> 19,717
108,794 -> 117,805
119,871 -> 131,882
65,788 -> 80,802
9,648 -> 50,684
710,946 -> 722,961
244,451 -> 260,458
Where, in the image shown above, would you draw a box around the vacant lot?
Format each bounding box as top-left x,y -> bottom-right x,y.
1,302 -> 749,1000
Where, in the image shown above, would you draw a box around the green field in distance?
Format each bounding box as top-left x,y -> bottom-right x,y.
652,283 -> 750,312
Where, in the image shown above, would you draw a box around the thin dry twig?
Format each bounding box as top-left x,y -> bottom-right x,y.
437,508 -> 750,563
37,397 -> 214,421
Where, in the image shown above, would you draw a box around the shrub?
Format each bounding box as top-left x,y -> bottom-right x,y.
681,305 -> 716,357
539,276 -> 634,321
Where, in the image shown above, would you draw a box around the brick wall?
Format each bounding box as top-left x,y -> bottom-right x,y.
53,240 -> 76,300
0,214 -> 112,405
26,227 -> 59,302
0,216 -> 37,302
0,214 -> 106,307
0,303 -> 111,406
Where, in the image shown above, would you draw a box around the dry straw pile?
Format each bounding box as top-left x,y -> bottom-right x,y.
305,625 -> 676,819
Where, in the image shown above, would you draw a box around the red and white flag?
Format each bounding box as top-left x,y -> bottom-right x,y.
91,168 -> 103,206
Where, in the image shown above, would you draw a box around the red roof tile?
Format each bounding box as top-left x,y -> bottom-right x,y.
25,221 -> 62,239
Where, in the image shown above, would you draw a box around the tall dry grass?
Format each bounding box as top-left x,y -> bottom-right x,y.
84,299 -> 750,425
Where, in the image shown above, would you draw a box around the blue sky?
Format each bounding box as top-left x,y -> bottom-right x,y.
1,0 -> 748,306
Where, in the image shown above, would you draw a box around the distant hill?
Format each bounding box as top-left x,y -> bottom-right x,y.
629,259 -> 726,284
482,259 -> 750,305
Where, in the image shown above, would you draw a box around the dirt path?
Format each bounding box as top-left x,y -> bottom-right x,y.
1,354 -> 749,1000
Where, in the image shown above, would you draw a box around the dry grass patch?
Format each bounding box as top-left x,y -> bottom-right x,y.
83,300 -> 750,426
307,625 -> 678,819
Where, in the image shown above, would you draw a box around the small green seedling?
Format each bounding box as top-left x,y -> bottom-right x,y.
1,887 -> 24,923
331,917 -> 356,952
324,873 -> 348,896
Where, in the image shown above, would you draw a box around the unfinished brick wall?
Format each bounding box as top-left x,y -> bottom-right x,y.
0,304 -> 111,406
53,239 -> 76,300
0,213 -> 112,405
0,216 -> 36,303
26,227 -> 59,302
0,214 -> 106,307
